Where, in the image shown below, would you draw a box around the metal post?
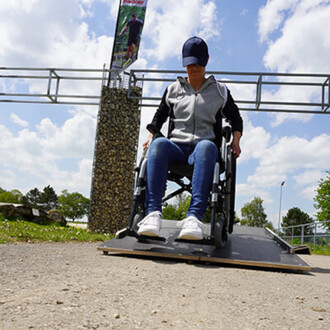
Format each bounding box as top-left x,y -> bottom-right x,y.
256,74 -> 262,110
314,222 -> 317,246
47,69 -> 54,102
301,224 -> 304,245
55,77 -> 60,103
322,78 -> 326,111
328,76 -> 330,112
128,70 -> 133,99
278,181 -> 285,232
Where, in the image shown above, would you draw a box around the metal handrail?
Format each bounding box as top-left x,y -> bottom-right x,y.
1,67 -> 330,113
0,67 -> 130,106
280,220 -> 330,246
127,69 -> 330,114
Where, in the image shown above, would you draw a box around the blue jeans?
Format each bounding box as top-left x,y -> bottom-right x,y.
145,137 -> 218,221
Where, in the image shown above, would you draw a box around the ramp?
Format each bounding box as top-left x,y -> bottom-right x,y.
98,220 -> 311,272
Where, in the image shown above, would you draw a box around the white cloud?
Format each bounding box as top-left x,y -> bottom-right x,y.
0,112 -> 96,196
240,134 -> 330,199
259,0 -> 330,73
143,0 -> 220,62
239,116 -> 271,163
0,0 -> 112,69
0,0 -> 112,117
293,169 -> 327,200
258,0 -> 299,42
260,82 -> 315,126
236,130 -> 329,227
66,158 -> 94,193
0,0 -> 114,198
293,169 -> 325,186
10,113 -> 29,127
36,114 -> 96,159
257,0 -> 330,126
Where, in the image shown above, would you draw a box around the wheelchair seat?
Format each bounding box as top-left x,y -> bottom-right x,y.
168,158 -> 226,180
168,164 -> 193,179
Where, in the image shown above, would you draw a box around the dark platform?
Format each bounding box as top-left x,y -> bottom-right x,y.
98,220 -> 311,272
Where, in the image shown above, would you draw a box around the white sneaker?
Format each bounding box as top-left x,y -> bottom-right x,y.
137,211 -> 162,237
177,216 -> 204,240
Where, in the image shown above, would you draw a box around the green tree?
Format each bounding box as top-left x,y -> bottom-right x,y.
58,190 -> 90,221
162,204 -> 181,220
282,207 -> 313,236
40,185 -> 58,211
0,189 -> 23,203
265,221 -> 275,231
234,212 -> 240,225
314,170 -> 330,231
21,187 -> 41,208
162,195 -> 191,220
162,194 -> 213,222
240,197 -> 268,227
21,186 -> 58,211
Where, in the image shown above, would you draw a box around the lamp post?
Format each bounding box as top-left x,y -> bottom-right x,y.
278,181 -> 285,233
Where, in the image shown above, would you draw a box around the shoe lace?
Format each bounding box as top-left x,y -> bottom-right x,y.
177,216 -> 203,230
138,211 -> 161,227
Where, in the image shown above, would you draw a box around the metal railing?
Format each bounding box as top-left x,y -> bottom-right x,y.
128,69 -> 330,114
0,66 -> 132,106
280,220 -> 330,246
1,67 -> 330,114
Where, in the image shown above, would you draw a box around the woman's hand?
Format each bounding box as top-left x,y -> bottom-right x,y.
143,133 -> 154,150
231,131 -> 242,158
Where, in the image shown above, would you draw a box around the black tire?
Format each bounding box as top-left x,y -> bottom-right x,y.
214,217 -> 227,248
225,147 -> 236,234
132,212 -> 144,231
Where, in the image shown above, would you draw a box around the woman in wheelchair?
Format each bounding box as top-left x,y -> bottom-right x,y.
137,36 -> 243,240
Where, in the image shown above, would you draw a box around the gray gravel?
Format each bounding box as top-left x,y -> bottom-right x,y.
0,243 -> 329,329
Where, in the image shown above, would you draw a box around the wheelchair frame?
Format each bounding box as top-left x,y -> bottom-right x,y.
116,125 -> 237,249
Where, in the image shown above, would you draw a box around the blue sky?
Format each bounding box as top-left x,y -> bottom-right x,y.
0,0 -> 329,228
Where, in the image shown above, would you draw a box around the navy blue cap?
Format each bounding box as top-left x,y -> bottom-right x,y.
182,36 -> 209,67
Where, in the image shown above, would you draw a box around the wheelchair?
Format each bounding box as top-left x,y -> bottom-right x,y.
116,126 -> 237,249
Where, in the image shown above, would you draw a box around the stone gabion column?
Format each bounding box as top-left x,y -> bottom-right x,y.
89,85 -> 142,233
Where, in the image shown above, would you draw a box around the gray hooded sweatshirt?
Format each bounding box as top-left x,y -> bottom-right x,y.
147,75 -> 243,148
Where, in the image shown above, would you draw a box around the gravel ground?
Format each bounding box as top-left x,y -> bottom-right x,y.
0,242 -> 329,329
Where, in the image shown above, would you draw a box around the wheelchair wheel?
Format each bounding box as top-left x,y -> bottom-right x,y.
132,212 -> 144,231
225,147 -> 236,234
214,216 -> 227,248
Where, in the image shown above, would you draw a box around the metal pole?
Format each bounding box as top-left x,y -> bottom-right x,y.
256,74 -> 262,110
107,0 -> 122,87
278,181 -> 285,233
314,222 -> 317,246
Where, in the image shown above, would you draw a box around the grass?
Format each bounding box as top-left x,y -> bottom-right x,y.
308,244 -> 330,256
1,213 -> 330,255
0,213 -> 113,244
286,238 -> 330,255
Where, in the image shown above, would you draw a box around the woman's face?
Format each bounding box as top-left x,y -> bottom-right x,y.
186,63 -> 206,79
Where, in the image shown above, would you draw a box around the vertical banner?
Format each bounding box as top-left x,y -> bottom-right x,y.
110,0 -> 148,76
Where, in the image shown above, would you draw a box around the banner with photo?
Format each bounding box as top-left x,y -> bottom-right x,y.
110,0 -> 148,75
